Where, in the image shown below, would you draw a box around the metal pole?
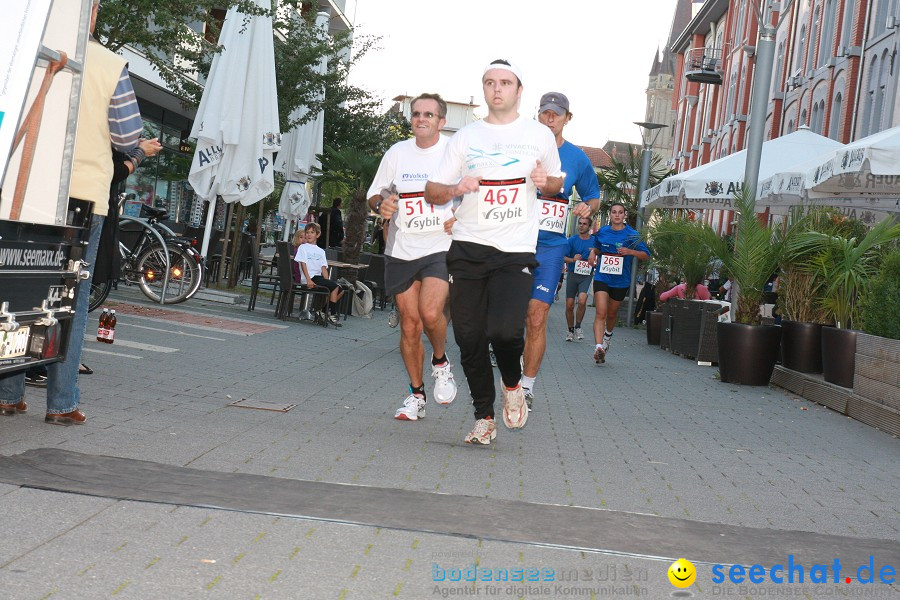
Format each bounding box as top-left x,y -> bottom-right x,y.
627,146 -> 654,327
743,21 -> 777,197
733,15 -> 777,314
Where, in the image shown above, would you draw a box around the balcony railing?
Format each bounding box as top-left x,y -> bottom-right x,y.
685,47 -> 724,84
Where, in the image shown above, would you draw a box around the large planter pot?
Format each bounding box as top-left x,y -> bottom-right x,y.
646,311 -> 662,345
717,322 -> 782,385
781,320 -> 824,373
821,326 -> 858,388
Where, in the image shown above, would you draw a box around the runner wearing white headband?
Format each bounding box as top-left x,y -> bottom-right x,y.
425,59 -> 563,445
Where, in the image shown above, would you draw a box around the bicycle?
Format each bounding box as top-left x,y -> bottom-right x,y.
89,202 -> 203,310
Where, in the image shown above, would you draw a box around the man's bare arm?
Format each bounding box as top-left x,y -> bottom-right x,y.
425,177 -> 480,205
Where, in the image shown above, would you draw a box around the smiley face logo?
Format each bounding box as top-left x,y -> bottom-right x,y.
668,558 -> 696,588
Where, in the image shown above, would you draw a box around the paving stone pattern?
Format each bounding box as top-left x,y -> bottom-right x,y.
0,287 -> 898,598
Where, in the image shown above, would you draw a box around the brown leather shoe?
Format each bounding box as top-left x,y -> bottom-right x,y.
45,409 -> 86,425
0,401 -> 26,416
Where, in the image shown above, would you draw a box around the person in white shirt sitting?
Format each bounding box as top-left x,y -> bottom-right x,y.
294,223 -> 344,327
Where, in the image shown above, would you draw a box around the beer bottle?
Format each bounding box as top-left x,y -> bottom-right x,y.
106,310 -> 117,344
97,308 -> 109,342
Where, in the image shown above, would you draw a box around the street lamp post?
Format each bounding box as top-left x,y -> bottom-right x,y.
628,121 -> 668,327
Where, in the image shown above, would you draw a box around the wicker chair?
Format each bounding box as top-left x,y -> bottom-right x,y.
671,300 -> 704,359
695,302 -> 730,364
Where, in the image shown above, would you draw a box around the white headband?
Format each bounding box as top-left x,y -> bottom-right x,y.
483,61 -> 524,86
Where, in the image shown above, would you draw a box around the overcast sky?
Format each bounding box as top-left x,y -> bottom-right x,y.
346,0 -> 679,148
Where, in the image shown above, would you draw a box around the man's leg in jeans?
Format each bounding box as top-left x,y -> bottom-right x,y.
45,213 -> 105,416
448,275 -> 493,420
487,264 -> 533,389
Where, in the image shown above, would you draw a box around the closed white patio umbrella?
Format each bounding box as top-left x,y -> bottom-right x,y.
276,11 -> 329,241
188,0 -> 281,259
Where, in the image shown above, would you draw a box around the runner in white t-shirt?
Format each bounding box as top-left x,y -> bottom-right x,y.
425,60 -> 563,445
366,93 -> 458,422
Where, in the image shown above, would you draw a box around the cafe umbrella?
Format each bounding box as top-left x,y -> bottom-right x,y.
188,0 -> 281,259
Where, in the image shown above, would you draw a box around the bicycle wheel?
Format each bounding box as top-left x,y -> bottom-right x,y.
88,280 -> 112,312
136,245 -> 200,304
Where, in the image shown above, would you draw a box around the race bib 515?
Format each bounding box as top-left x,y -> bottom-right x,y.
538,196 -> 568,234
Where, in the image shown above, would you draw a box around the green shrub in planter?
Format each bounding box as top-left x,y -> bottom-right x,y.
859,249 -> 900,340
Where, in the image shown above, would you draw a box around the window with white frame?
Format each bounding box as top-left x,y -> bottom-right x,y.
808,5 -> 820,72
863,55 -> 878,136
819,0 -> 835,65
795,25 -> 807,72
829,92 -> 842,139
840,0 -> 855,49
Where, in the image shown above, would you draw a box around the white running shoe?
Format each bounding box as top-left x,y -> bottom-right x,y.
489,347 -> 497,367
502,385 -> 528,429
565,330 -> 574,342
575,327 -> 584,340
593,345 -> 606,364
394,393 -> 425,421
464,417 -> 497,445
431,362 -> 457,405
524,388 -> 534,412
388,310 -> 399,328
602,337 -> 612,353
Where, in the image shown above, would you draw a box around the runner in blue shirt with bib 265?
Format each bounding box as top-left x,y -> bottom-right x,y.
587,202 -> 650,365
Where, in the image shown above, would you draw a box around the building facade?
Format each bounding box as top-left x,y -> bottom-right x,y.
664,0 -> 900,233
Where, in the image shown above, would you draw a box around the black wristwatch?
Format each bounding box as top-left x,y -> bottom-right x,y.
373,199 -> 383,214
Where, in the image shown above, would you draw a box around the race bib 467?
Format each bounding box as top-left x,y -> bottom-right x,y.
478,178 -> 527,225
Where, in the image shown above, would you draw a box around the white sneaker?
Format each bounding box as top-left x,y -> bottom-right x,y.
593,344 -> 606,364
388,310 -> 399,328
575,327 -> 584,340
394,393 -> 425,421
431,362 -> 457,405
489,347 -> 497,367
565,330 -> 574,342
464,417 -> 497,445
502,385 -> 528,429
524,388 -> 534,412
602,337 -> 612,353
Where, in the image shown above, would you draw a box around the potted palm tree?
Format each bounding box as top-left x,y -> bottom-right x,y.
776,209 -> 839,373
642,214 -> 681,345
313,145 -> 379,285
683,187 -> 785,385
786,217 -> 900,388
645,216 -> 717,356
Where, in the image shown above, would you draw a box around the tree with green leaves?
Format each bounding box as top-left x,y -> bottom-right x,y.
596,148 -> 671,225
312,146 -> 381,283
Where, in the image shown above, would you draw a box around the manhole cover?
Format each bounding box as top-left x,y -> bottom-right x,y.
228,398 -> 296,412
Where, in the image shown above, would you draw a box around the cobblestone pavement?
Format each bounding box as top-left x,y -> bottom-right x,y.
1,286 -> 897,599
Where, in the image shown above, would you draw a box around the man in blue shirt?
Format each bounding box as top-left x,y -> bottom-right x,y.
563,216 -> 595,341
522,93 -> 600,409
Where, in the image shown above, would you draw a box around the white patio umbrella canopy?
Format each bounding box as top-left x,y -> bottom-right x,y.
641,128 -> 842,213
805,124 -> 900,198
758,155 -> 900,224
188,0 -> 281,258
276,11 -> 329,241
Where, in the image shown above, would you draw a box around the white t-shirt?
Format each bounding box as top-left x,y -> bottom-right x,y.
429,115 -> 563,254
366,136 -> 454,261
294,243 -> 328,284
